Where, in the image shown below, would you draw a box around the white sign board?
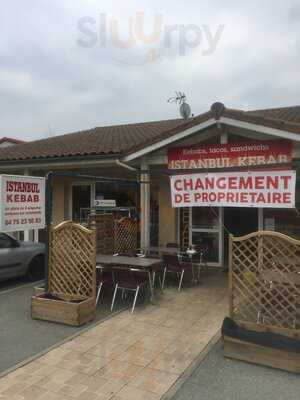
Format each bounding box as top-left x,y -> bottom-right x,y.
0,175 -> 46,232
170,170 -> 296,208
94,199 -> 116,207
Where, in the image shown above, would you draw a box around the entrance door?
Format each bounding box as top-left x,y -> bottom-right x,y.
190,207 -> 223,266
224,207 -> 258,237
72,184 -> 92,223
223,207 -> 258,266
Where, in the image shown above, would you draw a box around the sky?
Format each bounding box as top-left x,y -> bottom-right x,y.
1,0 -> 300,141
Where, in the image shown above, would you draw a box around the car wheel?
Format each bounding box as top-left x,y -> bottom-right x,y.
27,255 -> 45,281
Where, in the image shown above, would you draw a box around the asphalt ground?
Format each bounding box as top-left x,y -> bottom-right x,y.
0,276 -> 31,292
0,279 -> 129,375
170,340 -> 300,400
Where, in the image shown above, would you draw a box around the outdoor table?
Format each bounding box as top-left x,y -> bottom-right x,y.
96,254 -> 162,301
186,249 -> 202,283
140,246 -> 183,256
141,247 -> 202,283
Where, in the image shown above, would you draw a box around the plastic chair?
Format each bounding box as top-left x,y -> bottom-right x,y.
111,267 -> 149,313
95,267 -> 114,306
162,254 -> 191,291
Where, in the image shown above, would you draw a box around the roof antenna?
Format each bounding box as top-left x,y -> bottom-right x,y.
167,91 -> 192,120
47,124 -> 54,138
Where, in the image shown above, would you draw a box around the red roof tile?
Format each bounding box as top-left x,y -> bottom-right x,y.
1,104 -> 300,164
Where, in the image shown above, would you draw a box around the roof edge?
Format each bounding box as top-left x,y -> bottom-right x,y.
123,103 -> 300,161
0,153 -> 121,169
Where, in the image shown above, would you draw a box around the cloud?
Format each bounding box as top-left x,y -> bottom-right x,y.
1,0 -> 299,141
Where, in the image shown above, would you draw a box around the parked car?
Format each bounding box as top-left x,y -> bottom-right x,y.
0,232 -> 45,281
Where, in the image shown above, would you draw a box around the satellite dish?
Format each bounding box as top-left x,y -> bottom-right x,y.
180,102 -> 191,120
167,91 -> 192,120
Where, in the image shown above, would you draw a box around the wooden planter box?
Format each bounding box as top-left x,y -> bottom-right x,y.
31,294 -> 95,327
224,335 -> 300,374
34,285 -> 45,296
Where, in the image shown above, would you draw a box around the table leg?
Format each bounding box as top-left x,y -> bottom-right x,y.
148,271 -> 154,303
191,262 -> 195,281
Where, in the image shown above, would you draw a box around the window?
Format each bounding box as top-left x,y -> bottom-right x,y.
263,180 -> 300,239
192,208 -> 219,230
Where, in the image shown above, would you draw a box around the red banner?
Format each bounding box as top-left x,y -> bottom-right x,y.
168,141 -> 292,170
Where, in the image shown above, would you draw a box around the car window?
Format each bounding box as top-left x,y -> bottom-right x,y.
0,234 -> 14,249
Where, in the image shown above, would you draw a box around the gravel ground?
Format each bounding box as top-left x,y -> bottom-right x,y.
0,281 -> 128,375
170,340 -> 300,400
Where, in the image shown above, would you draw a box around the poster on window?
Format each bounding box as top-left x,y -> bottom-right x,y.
170,170 -> 296,208
0,175 -> 46,232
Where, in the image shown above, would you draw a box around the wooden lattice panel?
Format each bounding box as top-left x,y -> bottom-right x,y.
114,217 -> 137,254
88,213 -> 114,254
229,231 -> 300,335
49,221 -> 96,300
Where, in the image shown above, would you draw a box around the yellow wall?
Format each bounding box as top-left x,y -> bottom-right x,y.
52,177 -> 66,225
158,178 -> 177,245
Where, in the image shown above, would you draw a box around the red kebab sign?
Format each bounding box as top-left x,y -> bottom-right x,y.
170,170 -> 296,208
168,141 -> 292,170
0,175 -> 46,232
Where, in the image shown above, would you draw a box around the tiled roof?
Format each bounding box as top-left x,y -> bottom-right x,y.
248,105 -> 300,124
0,119 -> 187,162
1,104 -> 300,164
0,137 -> 25,145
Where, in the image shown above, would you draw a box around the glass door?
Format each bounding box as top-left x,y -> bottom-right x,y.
189,207 -> 223,266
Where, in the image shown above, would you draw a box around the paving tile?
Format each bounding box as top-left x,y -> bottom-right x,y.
56,383 -> 87,398
134,335 -> 173,352
130,367 -> 179,395
90,378 -> 128,397
0,382 -> 29,396
72,359 -> 109,376
63,372 -> 105,388
38,392 -> 74,400
96,360 -> 144,382
0,395 -> 31,400
74,390 -> 112,400
111,384 -> 161,400
81,375 -> 110,392
2,372 -> 43,386
46,368 -> 76,384
115,344 -> 161,367
34,378 -> 65,393
86,343 -> 131,360
148,352 -> 194,375
50,354 -> 109,376
0,276 -> 228,400
18,384 -> 46,400
38,348 -> 71,366
22,362 -> 59,377
63,337 -> 100,353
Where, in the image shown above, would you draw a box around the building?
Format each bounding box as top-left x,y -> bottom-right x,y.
0,137 -> 25,148
0,102 -> 300,266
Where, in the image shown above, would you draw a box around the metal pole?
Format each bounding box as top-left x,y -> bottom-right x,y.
44,172 -> 53,292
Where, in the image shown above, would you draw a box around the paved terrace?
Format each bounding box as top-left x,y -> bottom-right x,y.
0,271 -> 227,400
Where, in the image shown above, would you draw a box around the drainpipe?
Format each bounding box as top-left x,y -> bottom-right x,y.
115,159 -> 138,172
